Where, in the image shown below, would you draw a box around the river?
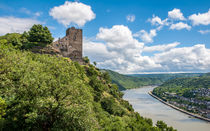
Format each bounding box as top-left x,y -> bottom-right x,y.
123,86 -> 210,131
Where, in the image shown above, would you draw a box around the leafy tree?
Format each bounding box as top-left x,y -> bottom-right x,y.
0,33 -> 22,48
28,24 -> 53,46
156,121 -> 167,130
93,61 -> 97,66
83,56 -> 90,64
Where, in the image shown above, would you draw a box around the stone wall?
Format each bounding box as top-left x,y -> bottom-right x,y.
52,27 -> 83,63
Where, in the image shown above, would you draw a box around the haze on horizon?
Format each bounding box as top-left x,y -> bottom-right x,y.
0,0 -> 210,74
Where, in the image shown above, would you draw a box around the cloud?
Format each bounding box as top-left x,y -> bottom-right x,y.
0,17 -> 41,35
49,1 -> 96,27
96,25 -> 144,53
189,9 -> 210,26
147,15 -> 170,31
143,42 -> 180,52
126,14 -> 135,22
133,29 -> 157,43
154,44 -> 210,72
83,39 -> 116,62
168,8 -> 185,20
95,25 -> 159,73
19,8 -> 42,17
148,15 -> 168,26
169,22 -> 191,30
34,12 -> 42,17
198,29 -> 210,34
84,25 -> 210,73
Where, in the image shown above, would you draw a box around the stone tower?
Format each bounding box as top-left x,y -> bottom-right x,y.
52,27 -> 83,62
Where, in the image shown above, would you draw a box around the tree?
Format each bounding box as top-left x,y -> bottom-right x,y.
28,24 -> 53,46
0,33 -> 22,48
83,56 -> 90,64
156,121 -> 167,130
93,61 -> 97,66
0,98 -> 6,120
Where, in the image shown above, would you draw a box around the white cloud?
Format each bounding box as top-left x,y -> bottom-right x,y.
170,22 -> 191,30
148,15 -> 169,31
148,15 -> 168,26
143,42 -> 180,52
83,39 -> 116,62
84,25 -> 210,73
154,44 -> 210,72
0,17 -> 40,35
34,12 -> 42,17
49,1 -> 96,27
148,15 -> 163,25
133,29 -> 157,43
189,9 -> 210,26
95,25 -> 160,73
19,8 -> 42,17
168,8 -> 185,20
198,29 -> 210,34
126,14 -> 135,22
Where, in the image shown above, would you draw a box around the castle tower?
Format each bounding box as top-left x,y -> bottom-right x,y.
65,27 -> 83,60
52,27 -> 83,62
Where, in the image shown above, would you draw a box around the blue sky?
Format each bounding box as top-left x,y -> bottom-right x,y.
0,0 -> 210,73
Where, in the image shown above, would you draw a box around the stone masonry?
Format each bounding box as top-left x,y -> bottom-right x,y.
52,27 -> 83,62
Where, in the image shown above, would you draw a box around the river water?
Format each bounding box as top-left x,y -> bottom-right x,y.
123,86 -> 210,131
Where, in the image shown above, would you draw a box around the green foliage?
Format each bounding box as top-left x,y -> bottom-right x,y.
93,61 -> 97,66
103,69 -> 164,90
0,24 -> 54,50
101,97 -> 126,116
0,33 -> 22,49
0,45 -> 96,130
105,69 -> 202,91
156,121 -> 176,131
28,24 -> 53,45
0,98 -> 6,120
153,76 -> 210,99
83,56 -> 90,64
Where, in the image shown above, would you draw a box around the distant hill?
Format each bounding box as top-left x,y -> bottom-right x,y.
103,70 -> 163,90
130,73 -> 202,81
103,70 -> 203,91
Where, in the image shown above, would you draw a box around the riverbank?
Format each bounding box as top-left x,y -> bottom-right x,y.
148,91 -> 210,123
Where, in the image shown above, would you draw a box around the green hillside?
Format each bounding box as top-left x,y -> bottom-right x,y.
105,69 -> 202,91
103,70 -> 163,90
153,75 -> 210,98
152,74 -> 210,118
131,73 -> 202,82
0,26 -> 176,130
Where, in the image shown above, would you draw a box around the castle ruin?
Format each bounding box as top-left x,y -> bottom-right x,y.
52,27 -> 83,62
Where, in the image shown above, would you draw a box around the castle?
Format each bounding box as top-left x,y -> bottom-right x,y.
52,27 -> 83,63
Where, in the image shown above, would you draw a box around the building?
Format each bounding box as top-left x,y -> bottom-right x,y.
52,27 -> 83,63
